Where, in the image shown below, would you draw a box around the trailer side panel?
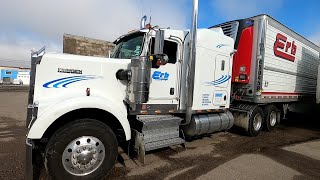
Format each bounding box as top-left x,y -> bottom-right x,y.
261,16 -> 319,100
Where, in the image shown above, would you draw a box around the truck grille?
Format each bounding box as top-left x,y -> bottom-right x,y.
210,21 -> 239,41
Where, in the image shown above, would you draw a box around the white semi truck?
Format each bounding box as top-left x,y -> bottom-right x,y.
25,1 -> 320,179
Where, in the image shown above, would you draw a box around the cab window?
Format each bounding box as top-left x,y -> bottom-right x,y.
149,38 -> 178,64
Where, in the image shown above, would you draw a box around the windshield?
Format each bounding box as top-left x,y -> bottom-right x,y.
111,32 -> 145,59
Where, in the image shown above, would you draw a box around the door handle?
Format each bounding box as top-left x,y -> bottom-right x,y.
170,88 -> 174,95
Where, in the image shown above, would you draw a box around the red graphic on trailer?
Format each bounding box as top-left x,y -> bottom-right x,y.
273,33 -> 297,62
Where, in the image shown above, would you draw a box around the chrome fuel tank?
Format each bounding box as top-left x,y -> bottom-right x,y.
182,111 -> 234,137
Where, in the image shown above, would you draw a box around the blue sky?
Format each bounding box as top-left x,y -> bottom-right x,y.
197,0 -> 320,41
0,0 -> 319,67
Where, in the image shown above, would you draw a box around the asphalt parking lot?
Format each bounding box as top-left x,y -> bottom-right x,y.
0,89 -> 320,180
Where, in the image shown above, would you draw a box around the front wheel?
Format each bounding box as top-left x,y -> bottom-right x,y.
45,119 -> 118,180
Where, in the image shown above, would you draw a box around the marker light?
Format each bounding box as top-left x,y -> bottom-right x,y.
145,24 -> 151,29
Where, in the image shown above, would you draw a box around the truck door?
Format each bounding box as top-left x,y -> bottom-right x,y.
147,40 -> 180,105
214,55 -> 231,88
213,54 -> 231,106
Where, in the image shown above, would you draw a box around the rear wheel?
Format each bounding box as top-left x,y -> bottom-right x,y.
264,105 -> 278,131
247,107 -> 264,137
45,119 -> 118,180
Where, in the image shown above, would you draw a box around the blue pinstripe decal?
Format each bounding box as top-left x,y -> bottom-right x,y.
43,75 -> 101,88
204,75 -> 231,86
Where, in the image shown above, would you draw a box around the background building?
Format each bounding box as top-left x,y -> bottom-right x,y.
63,34 -> 115,57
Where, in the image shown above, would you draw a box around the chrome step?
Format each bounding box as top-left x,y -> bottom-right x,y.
145,137 -> 185,151
132,115 -> 185,163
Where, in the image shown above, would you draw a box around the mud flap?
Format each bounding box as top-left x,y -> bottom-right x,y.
25,143 -> 33,180
276,109 -> 281,124
132,129 -> 146,164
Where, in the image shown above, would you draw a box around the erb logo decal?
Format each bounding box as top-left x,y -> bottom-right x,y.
274,33 -> 297,62
152,71 -> 169,80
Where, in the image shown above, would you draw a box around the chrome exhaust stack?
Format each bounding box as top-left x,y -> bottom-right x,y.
184,0 -> 198,125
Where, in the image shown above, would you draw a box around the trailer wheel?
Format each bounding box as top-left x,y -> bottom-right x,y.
248,107 -> 264,137
263,105 -> 278,132
45,119 -> 118,180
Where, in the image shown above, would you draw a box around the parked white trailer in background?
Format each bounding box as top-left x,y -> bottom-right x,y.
13,71 -> 30,85
17,71 -> 30,85
25,1 -> 320,179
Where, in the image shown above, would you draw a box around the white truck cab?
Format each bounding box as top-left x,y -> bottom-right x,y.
26,1 -> 320,179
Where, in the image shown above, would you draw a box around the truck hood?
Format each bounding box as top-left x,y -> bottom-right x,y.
33,53 -> 131,109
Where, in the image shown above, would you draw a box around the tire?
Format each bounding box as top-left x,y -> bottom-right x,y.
45,119 -> 118,180
263,105 -> 278,132
247,107 -> 264,137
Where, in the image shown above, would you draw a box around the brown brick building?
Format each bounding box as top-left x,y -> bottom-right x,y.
63,34 -> 115,57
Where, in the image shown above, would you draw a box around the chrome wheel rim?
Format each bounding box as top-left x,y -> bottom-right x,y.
62,136 -> 105,176
269,111 -> 277,126
253,113 -> 262,131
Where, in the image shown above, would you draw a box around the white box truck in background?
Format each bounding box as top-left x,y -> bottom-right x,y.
25,1 -> 320,179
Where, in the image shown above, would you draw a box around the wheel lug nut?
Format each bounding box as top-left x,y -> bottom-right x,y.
77,149 -> 81,153
78,165 -> 81,169
83,147 -> 86,150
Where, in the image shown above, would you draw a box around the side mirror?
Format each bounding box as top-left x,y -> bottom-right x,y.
151,54 -> 169,68
154,30 -> 164,55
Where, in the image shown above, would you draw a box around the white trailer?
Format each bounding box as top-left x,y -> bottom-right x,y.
25,2 -> 319,180
212,15 -> 320,133
16,71 -> 30,85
